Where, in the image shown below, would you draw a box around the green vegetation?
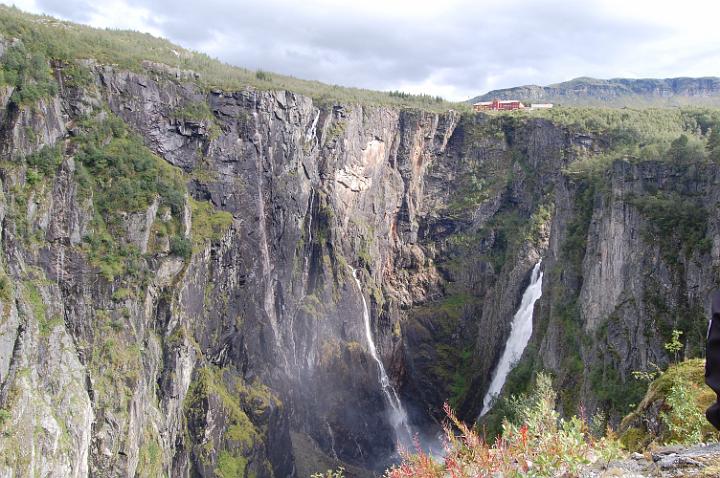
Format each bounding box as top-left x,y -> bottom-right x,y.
448,347 -> 473,408
70,114 -> 189,277
538,183 -> 595,414
526,203 -> 552,244
136,426 -> 164,478
87,312 -> 143,434
628,192 -> 710,263
620,359 -> 718,450
0,41 -> 57,106
445,172 -> 489,215
254,70 -> 272,82
22,280 -> 44,319
588,359 -> 646,418
485,211 -> 526,272
0,409 -> 11,427
388,373 -> 622,478
22,280 -> 63,336
0,269 -> 13,302
3,143 -> 62,246
324,120 -> 345,143
661,381 -> 710,445
184,366 -> 278,477
171,100 -> 213,121
189,198 -> 233,249
0,5 -> 465,112
410,293 -> 479,408
665,329 -> 684,363
558,107 -> 720,181
215,451 -> 248,478
524,106 -> 720,421
25,144 -> 62,181
445,118 -> 515,217
169,236 -> 192,259
537,107 -> 717,143
74,116 -> 185,215
111,287 -> 132,302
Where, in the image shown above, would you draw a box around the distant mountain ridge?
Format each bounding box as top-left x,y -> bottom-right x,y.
469,77 -> 720,107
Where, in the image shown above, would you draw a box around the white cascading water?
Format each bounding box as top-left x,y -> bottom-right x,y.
480,261 -> 543,417
349,266 -> 414,449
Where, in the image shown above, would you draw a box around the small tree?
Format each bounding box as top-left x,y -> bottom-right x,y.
169,235 -> 192,260
255,70 -> 272,82
664,329 -> 684,363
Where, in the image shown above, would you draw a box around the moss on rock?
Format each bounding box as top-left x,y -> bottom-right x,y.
620,359 -> 719,451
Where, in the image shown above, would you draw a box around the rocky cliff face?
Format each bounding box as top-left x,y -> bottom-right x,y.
531,156 -> 720,419
0,62 -> 468,477
0,60 -> 717,478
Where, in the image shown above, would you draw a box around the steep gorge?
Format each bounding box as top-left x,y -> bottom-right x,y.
0,55 -> 718,478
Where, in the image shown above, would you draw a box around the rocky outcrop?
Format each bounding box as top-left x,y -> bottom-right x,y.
580,443 -> 720,477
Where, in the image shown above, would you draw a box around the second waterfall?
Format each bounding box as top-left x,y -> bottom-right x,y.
349,266 -> 414,450
480,261 -> 544,417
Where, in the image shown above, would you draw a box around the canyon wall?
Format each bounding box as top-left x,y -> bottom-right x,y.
0,62 -> 717,477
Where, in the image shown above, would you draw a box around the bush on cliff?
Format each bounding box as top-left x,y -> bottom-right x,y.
0,41 -> 57,105
386,373 -> 622,478
620,359 -> 719,451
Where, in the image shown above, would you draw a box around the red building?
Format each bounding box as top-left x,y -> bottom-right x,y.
473,99 -> 526,112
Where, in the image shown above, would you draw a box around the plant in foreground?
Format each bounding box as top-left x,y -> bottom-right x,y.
386,373 -> 623,478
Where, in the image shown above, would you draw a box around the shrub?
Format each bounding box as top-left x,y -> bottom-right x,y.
73,115 -> 187,279
25,144 -> 63,177
169,235 -> 192,259
0,409 -> 11,427
620,359 -> 718,449
189,198 -> 233,248
0,42 -> 58,105
666,134 -> 707,164
111,288 -> 132,302
255,70 -> 272,82
661,382 -> 709,445
0,274 -> 12,302
386,373 -> 623,478
171,100 -> 213,122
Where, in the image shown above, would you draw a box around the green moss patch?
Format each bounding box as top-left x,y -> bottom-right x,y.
620,359 -> 719,450
189,198 -> 233,249
184,366 -> 279,477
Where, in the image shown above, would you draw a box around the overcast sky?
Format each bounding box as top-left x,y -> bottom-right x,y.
5,0 -> 720,101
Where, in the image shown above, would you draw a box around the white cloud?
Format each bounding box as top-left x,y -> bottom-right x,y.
3,0 -> 720,100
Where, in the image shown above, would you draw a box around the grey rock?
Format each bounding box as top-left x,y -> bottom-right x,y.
0,58 -> 718,478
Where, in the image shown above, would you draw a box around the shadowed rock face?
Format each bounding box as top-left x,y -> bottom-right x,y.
0,63 -> 719,477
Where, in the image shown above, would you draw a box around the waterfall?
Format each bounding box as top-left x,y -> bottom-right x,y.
306,189 -> 315,246
305,110 -> 320,145
480,261 -> 543,417
349,266 -> 414,449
